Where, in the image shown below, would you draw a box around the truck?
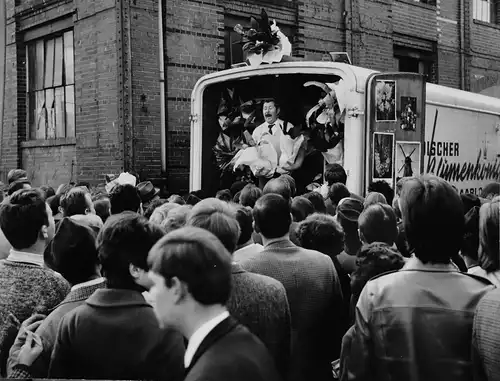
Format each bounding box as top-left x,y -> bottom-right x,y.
190,61 -> 500,197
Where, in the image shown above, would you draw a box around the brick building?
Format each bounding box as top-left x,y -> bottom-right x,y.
0,0 -> 499,192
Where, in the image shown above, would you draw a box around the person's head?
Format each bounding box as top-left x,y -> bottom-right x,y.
167,194 -> 186,205
187,198 -> 240,254
7,169 -> 28,184
47,218 -> 99,285
328,183 -> 351,210
336,197 -> 364,254
97,212 -> 165,291
350,243 -> 405,306
47,194 -> 61,217
295,213 -> 344,257
478,197 -> 500,272
8,180 -> 31,196
0,189 -> 55,251
263,178 -> 292,203
216,189 -> 232,202
233,191 -> 241,204
462,206 -> 480,261
325,164 -> 347,186
56,183 -> 75,196
230,181 -> 247,198
109,184 -> 142,215
93,198 -> 111,224
147,227 -> 232,329
394,177 -> 413,217
480,182 -> 500,200
161,205 -> 192,233
60,186 -> 95,217
363,192 -> 388,209
302,192 -> 327,213
239,184 -> 262,209
253,194 -> 291,240
185,193 -> 202,206
150,203 -> 180,226
235,206 -> 254,247
291,196 -> 315,223
280,175 -> 297,198
368,181 -> 394,206
39,186 -> 55,201
400,175 -> 464,264
460,193 -> 481,216
262,99 -> 280,124
358,203 -> 398,246
144,198 -> 168,220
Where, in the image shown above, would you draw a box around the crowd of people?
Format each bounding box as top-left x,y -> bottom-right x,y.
0,166 -> 499,381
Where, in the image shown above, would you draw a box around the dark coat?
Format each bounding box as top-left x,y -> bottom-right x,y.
48,288 -> 185,381
185,316 -> 282,381
240,239 -> 344,381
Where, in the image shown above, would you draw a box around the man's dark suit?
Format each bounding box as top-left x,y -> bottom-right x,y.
185,316 -> 281,381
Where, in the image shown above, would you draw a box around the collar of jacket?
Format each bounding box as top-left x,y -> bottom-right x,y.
231,262 -> 246,274
52,279 -> 107,310
263,238 -> 295,250
401,255 -> 459,273
85,288 -> 151,308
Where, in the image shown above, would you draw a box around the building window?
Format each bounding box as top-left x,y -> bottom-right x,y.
414,0 -> 437,6
26,30 -> 75,140
394,46 -> 437,83
473,0 -> 496,23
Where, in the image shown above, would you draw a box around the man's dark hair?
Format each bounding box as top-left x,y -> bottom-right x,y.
7,169 -> 28,184
263,178 -> 292,203
39,186 -> 56,200
400,175 -> 464,264
8,180 -> 31,196
325,164 -> 347,186
302,192 -> 326,213
296,213 -> 344,256
462,206 -> 480,261
48,218 -> 98,285
187,198 -> 240,254
185,193 -> 202,206
94,198 -> 112,224
148,227 -> 232,306
480,182 -> 500,200
280,175 -> 296,198
216,189 -> 232,202
144,198 -> 167,220
263,98 -> 279,108
240,184 -> 262,209
253,194 -> 291,239
76,181 -> 91,191
328,183 -> 351,205
60,187 -> 91,217
368,181 -> 394,206
0,189 -> 49,250
97,212 -> 165,289
109,184 -> 141,215
230,181 -> 247,197
168,195 -> 186,205
291,196 -> 315,222
358,203 -> 398,246
47,194 -> 61,217
233,191 -> 241,204
235,206 -> 254,246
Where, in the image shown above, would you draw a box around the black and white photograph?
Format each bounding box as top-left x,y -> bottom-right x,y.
372,132 -> 394,181
375,80 -> 397,122
400,96 -> 417,131
396,141 -> 421,179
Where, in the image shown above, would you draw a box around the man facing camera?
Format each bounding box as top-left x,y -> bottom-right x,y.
148,227 -> 282,381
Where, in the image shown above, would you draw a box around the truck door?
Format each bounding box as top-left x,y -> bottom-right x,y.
364,73 -> 426,194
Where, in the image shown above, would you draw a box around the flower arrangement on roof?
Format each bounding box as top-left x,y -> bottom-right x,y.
233,8 -> 292,66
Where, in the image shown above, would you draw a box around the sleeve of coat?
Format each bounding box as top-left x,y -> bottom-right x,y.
7,364 -> 33,379
340,284 -> 374,381
471,315 -> 488,381
47,315 -> 73,379
149,328 -> 186,381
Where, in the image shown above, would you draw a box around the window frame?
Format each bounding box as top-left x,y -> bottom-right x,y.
472,0 -> 496,23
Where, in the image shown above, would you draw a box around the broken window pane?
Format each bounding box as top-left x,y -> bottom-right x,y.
64,31 -> 74,85
35,90 -> 46,140
26,44 -> 36,92
53,37 -> 63,87
45,88 -> 55,139
65,85 -> 75,137
55,87 -> 65,138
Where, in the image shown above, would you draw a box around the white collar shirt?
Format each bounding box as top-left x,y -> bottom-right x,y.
6,249 -> 44,267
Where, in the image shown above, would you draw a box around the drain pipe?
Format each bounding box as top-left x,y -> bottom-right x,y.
459,0 -> 466,90
159,0 -> 167,173
0,0 -> 5,179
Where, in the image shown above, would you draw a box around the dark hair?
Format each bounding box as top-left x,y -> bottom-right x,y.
49,218 -> 98,285
233,191 -> 241,204
60,187 -> 91,217
190,190 -> 206,200
400,175 -> 464,264
460,193 -> 481,216
144,198 -> 167,220
280,175 -> 296,198
8,180 -> 31,196
76,181 -> 91,191
235,206 -> 254,246
263,98 -> 279,108
109,184 -> 141,215
302,192 -> 327,213
291,196 -> 315,222
263,178 -> 292,203
325,164 -> 347,186
39,186 -> 56,200
368,181 -> 394,206
296,213 -> 344,256
462,206 -> 480,261
253,194 -> 291,239
328,183 -> 351,206
240,184 -> 262,209
363,192 -> 388,208
7,169 -> 27,184
350,243 -> 404,308
359,204 -> 398,246
148,227 -> 232,306
216,189 -> 232,202
47,194 -> 61,217
94,198 -> 111,224
230,181 -> 247,197
168,195 -> 185,205
480,182 -> 500,200
187,198 -> 240,254
336,198 -> 363,255
185,193 -> 202,206
0,189 -> 49,250
97,212 -> 165,289
57,183 -> 75,196
478,197 -> 500,272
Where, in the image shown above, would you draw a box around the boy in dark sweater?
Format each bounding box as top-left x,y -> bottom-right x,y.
0,189 -> 70,376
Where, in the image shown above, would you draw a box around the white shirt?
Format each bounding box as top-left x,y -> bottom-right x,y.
233,243 -> 263,263
184,310 -> 230,368
252,119 -> 293,159
71,277 -> 105,292
7,249 -> 44,267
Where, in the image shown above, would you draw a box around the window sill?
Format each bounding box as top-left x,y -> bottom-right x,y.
473,20 -> 500,31
396,0 -> 437,11
21,137 -> 76,148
